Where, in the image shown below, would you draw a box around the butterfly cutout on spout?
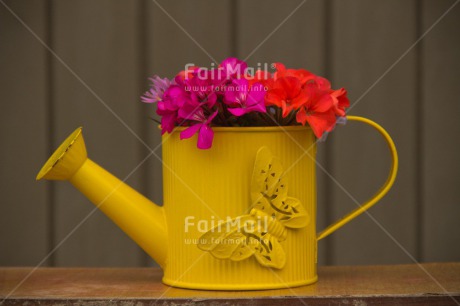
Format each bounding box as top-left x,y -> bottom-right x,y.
198,146 -> 310,269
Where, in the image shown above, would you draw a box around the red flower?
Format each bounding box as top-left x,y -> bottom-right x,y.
330,88 -> 350,116
273,63 -> 315,85
176,66 -> 199,83
313,76 -> 332,91
265,63 -> 349,138
305,76 -> 350,116
247,69 -> 273,87
265,76 -> 308,117
295,82 -> 336,139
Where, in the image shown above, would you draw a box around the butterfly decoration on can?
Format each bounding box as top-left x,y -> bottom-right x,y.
198,146 -> 310,269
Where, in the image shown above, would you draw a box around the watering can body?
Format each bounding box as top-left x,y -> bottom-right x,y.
37,116 -> 398,290
162,126 -> 318,289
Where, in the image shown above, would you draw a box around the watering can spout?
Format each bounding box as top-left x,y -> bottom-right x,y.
36,127 -> 168,267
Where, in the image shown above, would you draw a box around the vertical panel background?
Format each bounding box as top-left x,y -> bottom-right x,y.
0,0 -> 50,266
421,0 -> 460,262
327,0 -> 418,265
1,0 -> 459,268
51,0 -> 145,266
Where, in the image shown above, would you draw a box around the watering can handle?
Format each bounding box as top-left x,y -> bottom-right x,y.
316,115 -> 398,241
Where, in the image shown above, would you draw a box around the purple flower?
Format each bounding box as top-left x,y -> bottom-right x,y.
141,76 -> 171,103
224,79 -> 266,116
179,100 -> 218,149
157,85 -> 189,134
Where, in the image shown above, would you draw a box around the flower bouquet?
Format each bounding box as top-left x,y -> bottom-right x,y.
142,57 -> 349,149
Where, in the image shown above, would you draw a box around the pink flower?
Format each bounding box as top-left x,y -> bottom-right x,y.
224,79 -> 266,116
188,68 -> 218,107
141,76 -> 171,103
157,85 -> 189,134
175,67 -> 218,108
179,101 -> 218,149
220,57 -> 248,79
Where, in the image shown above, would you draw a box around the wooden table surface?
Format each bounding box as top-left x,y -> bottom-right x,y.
1,263 -> 459,305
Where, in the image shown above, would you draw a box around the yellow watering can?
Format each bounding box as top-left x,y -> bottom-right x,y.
36,116 -> 398,290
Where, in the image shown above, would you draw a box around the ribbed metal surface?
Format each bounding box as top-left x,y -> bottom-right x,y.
162,127 -> 317,289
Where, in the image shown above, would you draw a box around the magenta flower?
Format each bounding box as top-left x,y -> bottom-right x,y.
179,100 -> 218,149
189,69 -> 218,107
220,57 -> 248,79
157,85 -> 189,134
176,68 -> 218,108
141,76 -> 171,103
224,79 -> 266,116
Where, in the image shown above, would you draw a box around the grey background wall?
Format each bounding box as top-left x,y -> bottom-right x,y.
1,0 -> 459,268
